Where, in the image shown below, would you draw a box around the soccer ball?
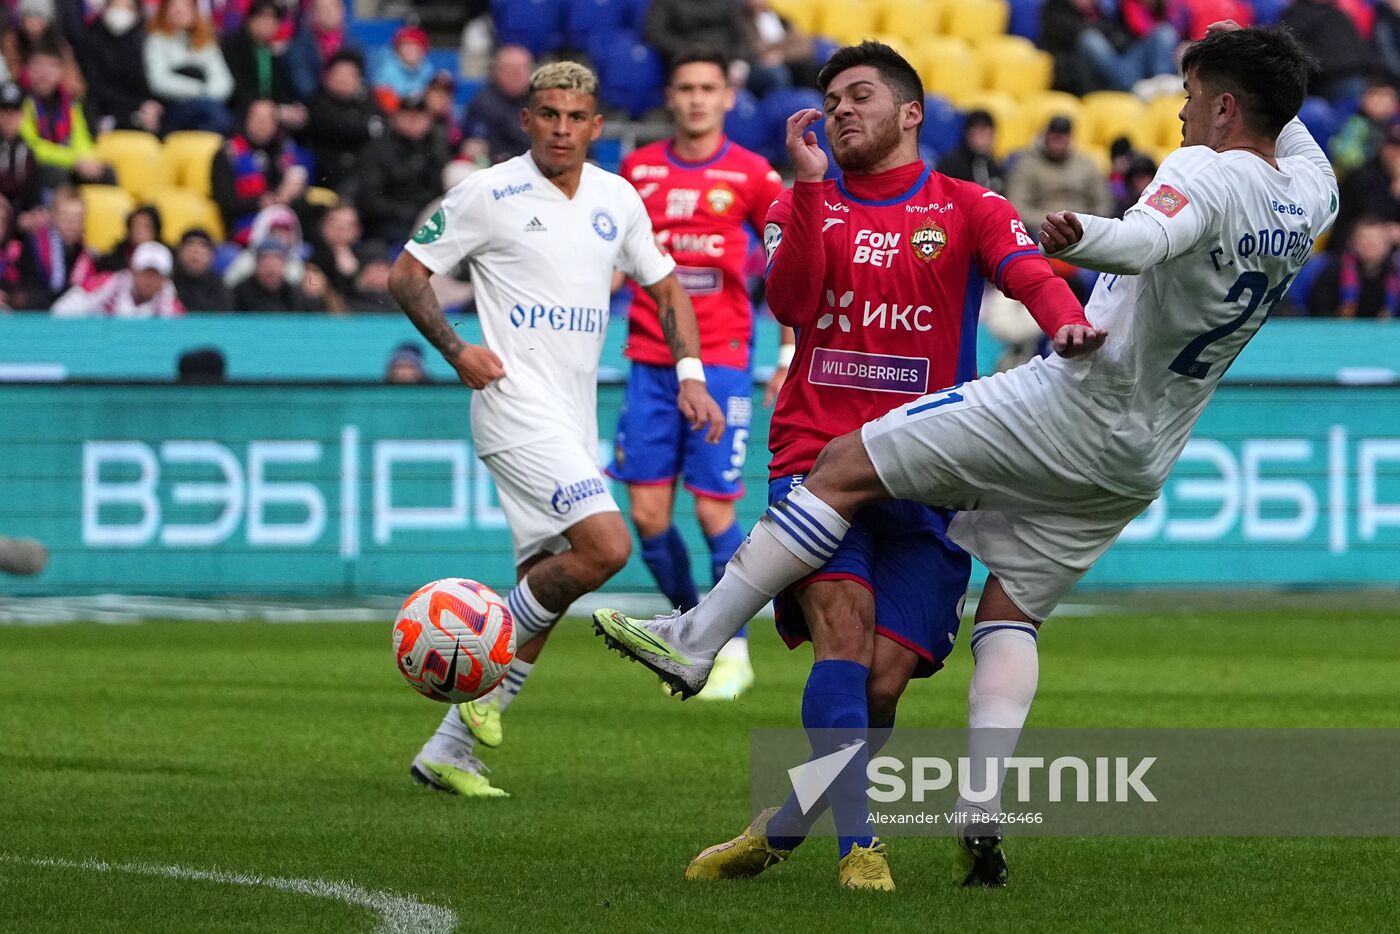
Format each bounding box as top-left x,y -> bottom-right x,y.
393,578 -> 516,703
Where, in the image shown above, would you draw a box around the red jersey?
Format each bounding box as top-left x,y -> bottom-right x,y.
766,161 -> 1077,479
621,138 -> 784,370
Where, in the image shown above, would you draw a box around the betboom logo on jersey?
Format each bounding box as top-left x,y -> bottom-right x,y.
492,182 -> 533,200
551,478 -> 607,515
509,303 -> 608,333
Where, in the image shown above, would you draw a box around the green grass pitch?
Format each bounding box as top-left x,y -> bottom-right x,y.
2,605 -> 1398,932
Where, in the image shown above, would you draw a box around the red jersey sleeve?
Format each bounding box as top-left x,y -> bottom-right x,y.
763,181 -> 826,328
970,188 -> 1089,335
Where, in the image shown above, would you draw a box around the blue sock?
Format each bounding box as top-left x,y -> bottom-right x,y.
639,526 -> 699,610
706,522 -> 746,638
767,709 -> 892,852
766,659 -> 872,858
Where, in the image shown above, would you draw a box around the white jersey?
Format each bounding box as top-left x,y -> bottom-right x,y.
1035,119 -> 1338,498
406,154 -> 676,456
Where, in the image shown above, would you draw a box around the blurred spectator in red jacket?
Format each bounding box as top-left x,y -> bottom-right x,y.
51,240 -> 184,317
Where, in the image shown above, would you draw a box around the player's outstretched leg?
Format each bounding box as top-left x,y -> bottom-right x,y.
684,807 -> 793,880
696,520 -> 753,700
593,485 -> 852,697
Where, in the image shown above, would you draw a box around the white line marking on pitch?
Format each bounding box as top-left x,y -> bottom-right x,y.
1,854 -> 457,934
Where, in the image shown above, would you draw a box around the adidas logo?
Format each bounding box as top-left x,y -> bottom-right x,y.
524,217 -> 547,233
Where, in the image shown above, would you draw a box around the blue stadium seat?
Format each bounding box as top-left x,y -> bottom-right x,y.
1297,97 -> 1338,156
1251,0 -> 1288,26
492,0 -> 565,54
1287,253 -> 1329,308
597,37 -> 664,118
455,78 -> 485,110
760,87 -> 826,170
812,36 -> 840,68
590,137 -> 624,174
920,94 -> 965,158
1007,0 -> 1042,42
347,17 -> 404,49
566,0 -> 630,49
426,48 -> 460,78
622,0 -> 651,30
725,89 -> 771,158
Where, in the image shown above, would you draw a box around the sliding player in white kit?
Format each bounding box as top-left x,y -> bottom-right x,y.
594,23 -> 1336,881
391,61 -> 724,797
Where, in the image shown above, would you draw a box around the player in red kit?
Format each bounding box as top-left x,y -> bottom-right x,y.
608,49 -> 787,700
596,42 -> 1089,890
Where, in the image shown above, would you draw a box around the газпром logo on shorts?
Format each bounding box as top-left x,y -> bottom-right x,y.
551,478 -> 607,515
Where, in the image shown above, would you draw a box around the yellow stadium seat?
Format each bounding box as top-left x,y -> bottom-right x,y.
874,0 -> 941,46
93,130 -> 174,200
815,0 -> 879,43
945,0 -> 1010,44
983,48 -> 1053,99
1018,91 -> 1084,144
770,0 -> 819,33
78,184 -> 136,253
955,91 -> 1025,158
146,186 -> 225,245
160,131 -> 224,198
915,36 -> 982,104
866,32 -> 918,60
1080,90 -> 1151,151
1146,93 -> 1187,150
305,186 -> 340,209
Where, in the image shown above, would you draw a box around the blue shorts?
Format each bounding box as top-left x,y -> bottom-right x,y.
607,362 -> 753,500
769,475 -> 970,678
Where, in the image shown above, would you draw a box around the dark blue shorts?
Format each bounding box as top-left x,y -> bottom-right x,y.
769,475 -> 970,678
607,362 -> 753,500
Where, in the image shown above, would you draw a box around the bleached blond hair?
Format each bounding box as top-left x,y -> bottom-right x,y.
528,61 -> 599,98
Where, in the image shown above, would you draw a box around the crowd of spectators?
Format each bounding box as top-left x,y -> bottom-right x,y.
0,1 -> 1394,319
0,0 -> 533,317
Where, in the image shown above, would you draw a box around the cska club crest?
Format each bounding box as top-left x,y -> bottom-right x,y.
706,185 -> 735,214
911,218 -> 947,262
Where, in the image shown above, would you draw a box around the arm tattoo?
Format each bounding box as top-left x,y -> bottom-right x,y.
659,303 -> 687,362
391,268 -> 465,359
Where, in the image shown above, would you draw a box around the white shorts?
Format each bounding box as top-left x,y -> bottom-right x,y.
861,366 -> 1152,622
480,434 -> 620,567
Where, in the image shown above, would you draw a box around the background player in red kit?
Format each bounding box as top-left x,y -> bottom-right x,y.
608,49 -> 786,699
609,41 -> 1088,890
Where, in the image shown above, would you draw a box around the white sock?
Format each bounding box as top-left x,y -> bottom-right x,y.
715,636 -> 749,664
956,621 -> 1039,824
492,658 -> 533,713
682,485 -> 849,653
423,704 -> 476,760
507,576 -> 561,639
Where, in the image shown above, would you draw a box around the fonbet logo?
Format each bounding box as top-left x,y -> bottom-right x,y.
852,229 -> 900,266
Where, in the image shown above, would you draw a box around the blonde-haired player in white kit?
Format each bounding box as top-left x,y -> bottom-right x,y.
594,22 -> 1336,881
391,61 -> 724,797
